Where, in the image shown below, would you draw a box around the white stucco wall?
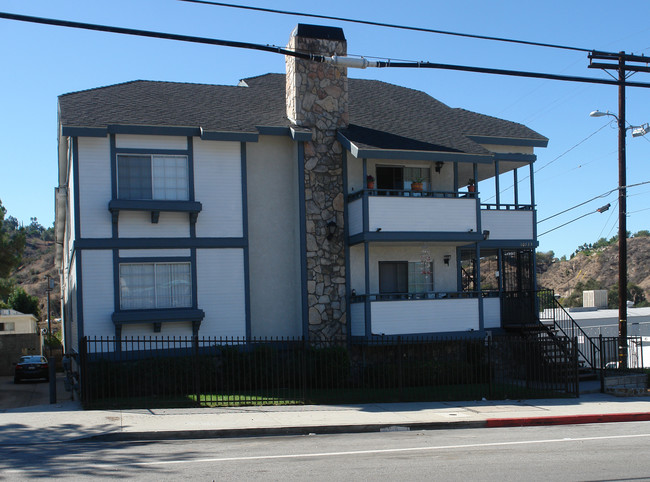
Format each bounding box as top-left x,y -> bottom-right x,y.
193,139 -> 243,238
481,210 -> 534,240
196,248 -> 246,338
78,137 -> 112,238
115,134 -> 187,150
246,136 -> 302,337
371,298 -> 479,334
81,250 -> 114,338
118,211 -> 190,238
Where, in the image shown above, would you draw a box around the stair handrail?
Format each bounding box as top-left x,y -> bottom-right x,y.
542,292 -> 600,370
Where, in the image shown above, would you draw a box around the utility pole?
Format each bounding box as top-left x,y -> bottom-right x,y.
588,50 -> 650,368
45,274 -> 53,357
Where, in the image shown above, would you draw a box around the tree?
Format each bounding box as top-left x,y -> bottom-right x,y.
0,200 -> 26,278
608,283 -> 647,308
7,287 -> 40,318
633,230 -> 650,238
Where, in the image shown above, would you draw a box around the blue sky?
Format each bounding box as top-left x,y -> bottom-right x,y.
1,0 -> 649,258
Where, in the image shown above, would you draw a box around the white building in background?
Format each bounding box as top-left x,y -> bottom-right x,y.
55,24 -> 547,355
0,309 -> 38,335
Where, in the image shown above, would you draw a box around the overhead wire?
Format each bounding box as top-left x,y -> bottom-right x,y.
177,0 -> 593,53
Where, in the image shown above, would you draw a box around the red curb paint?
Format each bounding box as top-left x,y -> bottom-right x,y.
486,412 -> 650,428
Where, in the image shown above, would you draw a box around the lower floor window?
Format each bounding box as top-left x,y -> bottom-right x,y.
119,262 -> 192,310
379,261 -> 434,294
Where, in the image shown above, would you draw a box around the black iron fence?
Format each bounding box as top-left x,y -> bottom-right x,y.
78,335 -> 579,409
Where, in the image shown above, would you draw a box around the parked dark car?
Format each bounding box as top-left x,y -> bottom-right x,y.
14,355 -> 49,383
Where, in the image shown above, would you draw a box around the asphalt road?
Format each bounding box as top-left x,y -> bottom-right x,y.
0,374 -> 68,411
2,422 -> 650,480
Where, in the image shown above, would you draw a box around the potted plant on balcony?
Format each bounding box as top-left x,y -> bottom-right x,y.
411,176 -> 424,192
367,174 -> 375,189
467,178 -> 476,193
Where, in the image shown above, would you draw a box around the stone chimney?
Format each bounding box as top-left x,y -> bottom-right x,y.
286,25 -> 348,342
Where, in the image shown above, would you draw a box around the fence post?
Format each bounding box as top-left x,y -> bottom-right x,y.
397,336 -> 403,402
301,337 -> 307,404
599,334 -> 605,393
79,337 -> 88,406
193,335 -> 200,405
573,336 -> 579,397
487,335 -> 492,399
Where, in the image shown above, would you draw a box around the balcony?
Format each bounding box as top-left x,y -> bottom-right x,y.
350,291 -> 502,337
481,203 -> 535,244
347,190 -> 535,245
348,189 -> 479,244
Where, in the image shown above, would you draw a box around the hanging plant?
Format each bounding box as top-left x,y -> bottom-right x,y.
420,247 -> 432,278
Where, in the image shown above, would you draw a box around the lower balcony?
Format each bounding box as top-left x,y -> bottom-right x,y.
350,292 -> 502,337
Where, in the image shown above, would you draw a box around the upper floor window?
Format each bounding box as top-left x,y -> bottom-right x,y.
117,154 -> 189,201
119,262 -> 192,310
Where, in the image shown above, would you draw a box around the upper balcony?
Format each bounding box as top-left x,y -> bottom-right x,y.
348,189 -> 482,244
347,189 -> 535,246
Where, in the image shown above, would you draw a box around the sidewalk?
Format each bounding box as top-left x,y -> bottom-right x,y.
1,391 -> 649,445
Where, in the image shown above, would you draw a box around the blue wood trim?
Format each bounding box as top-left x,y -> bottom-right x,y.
118,256 -> 191,264
349,231 -> 485,245
110,134 -> 118,239
342,149 -> 352,341
476,243 -> 484,332
112,308 -> 205,324
364,242 -> 371,338
453,161 -> 458,192
115,147 -> 189,155
108,125 -> 199,137
456,246 -> 462,292
289,126 -> 312,141
72,137 -> 81,241
256,126 -> 291,136
493,153 -> 537,162
480,239 -> 538,249
352,147 -> 494,163
62,126 -> 108,137
495,160 -> 501,206
75,237 -> 247,249
113,249 -> 120,313
108,199 -> 202,213
200,129 -> 258,142
188,136 -> 197,238
467,135 -> 548,148
297,142 -> 308,339
191,248 -> 198,310
76,250 -> 84,343
362,159 -> 369,234
513,168 -> 519,206
351,330 -> 485,342
241,142 -> 251,340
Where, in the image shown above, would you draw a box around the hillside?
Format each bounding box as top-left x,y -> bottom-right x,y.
10,237 -> 60,322
537,236 -> 650,299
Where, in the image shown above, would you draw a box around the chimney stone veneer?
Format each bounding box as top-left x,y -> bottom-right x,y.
286,25 -> 348,341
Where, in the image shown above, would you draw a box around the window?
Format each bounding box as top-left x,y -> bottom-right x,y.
404,167 -> 430,191
117,154 -> 189,201
379,261 -> 433,296
119,263 -> 192,310
375,166 -> 431,192
0,322 -> 15,331
408,261 -> 434,292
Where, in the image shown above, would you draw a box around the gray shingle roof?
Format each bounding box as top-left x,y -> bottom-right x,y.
59,73 -> 547,154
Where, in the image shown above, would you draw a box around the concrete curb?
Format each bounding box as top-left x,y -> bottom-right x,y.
81,412 -> 650,442
486,412 -> 650,428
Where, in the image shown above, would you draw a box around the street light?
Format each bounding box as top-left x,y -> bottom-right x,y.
590,109 -> 649,368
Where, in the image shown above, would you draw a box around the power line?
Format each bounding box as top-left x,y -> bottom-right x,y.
538,180 -> 650,223
538,204 -> 611,237
177,0 -> 593,53
3,12 -> 650,89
